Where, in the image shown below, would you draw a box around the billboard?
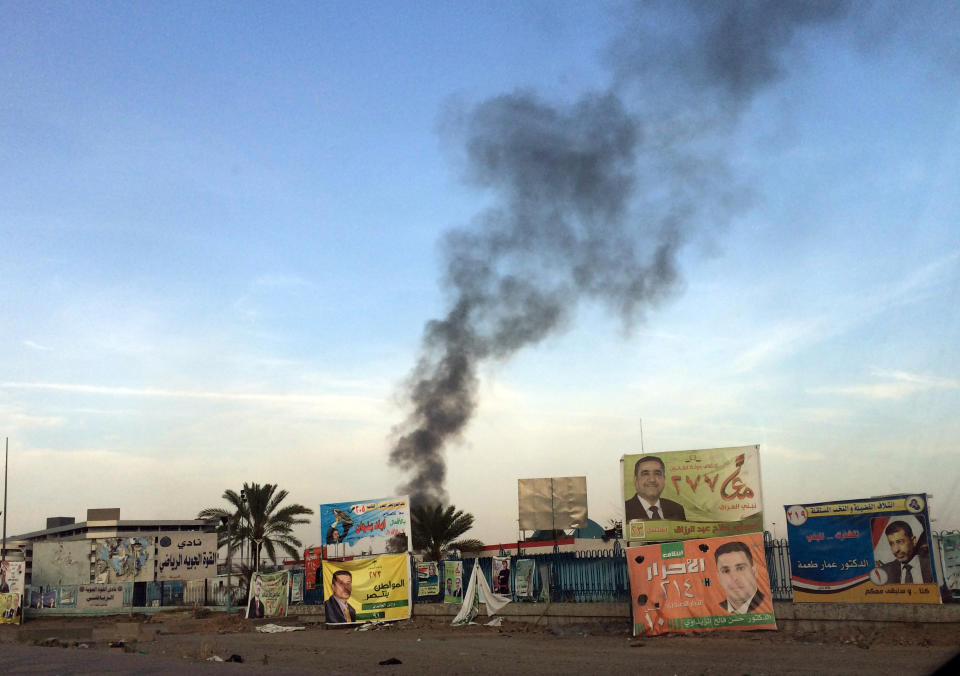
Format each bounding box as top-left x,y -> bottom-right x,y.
321,553 -> 410,624
246,570 -> 290,619
518,476 -> 588,530
785,494 -> 940,603
320,496 -> 410,557
157,533 -> 218,581
31,540 -> 91,587
627,532 -> 776,636
622,446 -> 763,543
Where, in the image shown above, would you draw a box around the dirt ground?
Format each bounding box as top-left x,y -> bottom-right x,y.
2,611 -> 959,675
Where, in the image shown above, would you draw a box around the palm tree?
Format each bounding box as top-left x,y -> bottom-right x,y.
411,503 -> 483,561
198,482 -> 313,577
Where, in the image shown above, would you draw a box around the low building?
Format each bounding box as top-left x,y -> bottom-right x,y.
5,508 -> 218,609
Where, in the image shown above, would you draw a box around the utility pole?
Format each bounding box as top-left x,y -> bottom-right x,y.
2,438 -> 8,567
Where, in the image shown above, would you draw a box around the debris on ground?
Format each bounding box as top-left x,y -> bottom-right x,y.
256,623 -> 306,633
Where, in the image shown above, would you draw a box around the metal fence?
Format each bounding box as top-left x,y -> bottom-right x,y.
405,536 -> 793,604
266,536 -> 801,607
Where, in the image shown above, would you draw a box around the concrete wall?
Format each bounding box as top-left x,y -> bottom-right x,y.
32,540 -> 92,587
406,600 -> 960,631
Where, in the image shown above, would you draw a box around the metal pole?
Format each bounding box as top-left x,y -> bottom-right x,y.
2,438 -> 8,566
226,517 -> 232,613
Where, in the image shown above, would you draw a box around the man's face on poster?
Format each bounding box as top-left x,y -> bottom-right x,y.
716,550 -> 758,608
332,572 -> 352,602
634,458 -> 666,503
886,528 -> 917,563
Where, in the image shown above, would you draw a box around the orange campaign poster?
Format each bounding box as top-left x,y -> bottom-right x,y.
627,532 -> 776,636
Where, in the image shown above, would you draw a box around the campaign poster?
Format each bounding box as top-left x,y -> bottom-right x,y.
515,559 -> 535,599
492,556 -> 511,595
627,532 -> 776,636
156,533 -> 218,581
622,446 -> 763,544
291,570 -> 304,603
443,561 -> 463,604
0,561 -> 25,595
417,561 -> 439,597
58,585 -> 78,607
0,593 -> 23,625
321,553 -> 410,624
246,570 -> 289,619
304,546 -> 322,591
785,494 -> 940,604
940,533 -> 960,594
320,496 -> 410,557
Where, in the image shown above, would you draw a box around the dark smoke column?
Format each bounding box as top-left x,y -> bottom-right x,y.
390,93 -> 681,506
390,1 -> 853,507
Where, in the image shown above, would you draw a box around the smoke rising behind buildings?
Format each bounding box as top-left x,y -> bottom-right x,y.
390,1 -> 854,507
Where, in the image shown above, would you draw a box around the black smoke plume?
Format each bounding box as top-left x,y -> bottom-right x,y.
390,1 -> 852,507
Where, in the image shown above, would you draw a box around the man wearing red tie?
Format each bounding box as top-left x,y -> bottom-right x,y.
624,455 -> 686,523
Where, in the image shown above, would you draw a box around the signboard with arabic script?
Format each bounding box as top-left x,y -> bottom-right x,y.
622,446 -> 763,543
627,532 -> 776,636
157,532 -> 218,581
321,553 -> 410,624
76,583 -> 124,609
320,496 -> 410,557
785,494 -> 940,604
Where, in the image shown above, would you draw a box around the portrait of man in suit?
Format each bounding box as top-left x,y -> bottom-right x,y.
624,455 -> 686,522
247,574 -> 265,619
878,520 -> 933,584
324,569 -> 357,623
714,541 -> 765,614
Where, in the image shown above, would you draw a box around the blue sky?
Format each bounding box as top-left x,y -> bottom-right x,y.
1,1 -> 958,547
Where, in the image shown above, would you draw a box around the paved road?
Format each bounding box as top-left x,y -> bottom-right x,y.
2,628 -> 958,675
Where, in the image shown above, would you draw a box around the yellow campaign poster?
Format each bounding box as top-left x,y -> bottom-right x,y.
0,592 -> 23,625
622,446 -> 763,543
322,553 -> 410,624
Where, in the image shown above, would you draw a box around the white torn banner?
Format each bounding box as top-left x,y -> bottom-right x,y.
452,563 -> 510,626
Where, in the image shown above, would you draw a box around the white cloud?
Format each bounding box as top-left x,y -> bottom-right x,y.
22,340 -> 53,351
812,368 -> 959,400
